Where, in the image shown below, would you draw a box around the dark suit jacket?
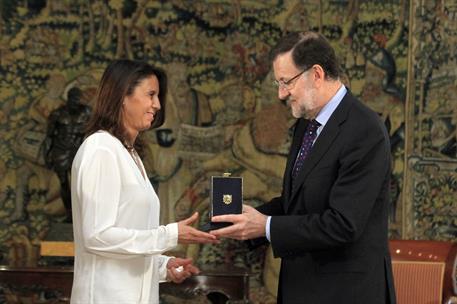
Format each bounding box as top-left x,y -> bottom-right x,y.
257,91 -> 396,304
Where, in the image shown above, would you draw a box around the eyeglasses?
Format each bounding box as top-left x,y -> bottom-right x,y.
273,68 -> 309,90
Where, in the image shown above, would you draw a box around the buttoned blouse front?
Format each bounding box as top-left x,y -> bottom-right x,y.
70,131 -> 178,304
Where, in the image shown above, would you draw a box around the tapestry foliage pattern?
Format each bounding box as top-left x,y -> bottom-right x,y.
0,0 -> 455,302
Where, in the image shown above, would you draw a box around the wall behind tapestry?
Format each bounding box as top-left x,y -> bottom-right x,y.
0,0 -> 455,303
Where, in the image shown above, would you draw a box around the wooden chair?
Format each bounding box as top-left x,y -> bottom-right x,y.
40,241 -> 74,257
389,240 -> 457,304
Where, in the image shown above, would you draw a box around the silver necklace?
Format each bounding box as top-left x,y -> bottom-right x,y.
126,145 -> 146,179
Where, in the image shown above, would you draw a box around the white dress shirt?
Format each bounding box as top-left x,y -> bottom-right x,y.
70,131 -> 178,304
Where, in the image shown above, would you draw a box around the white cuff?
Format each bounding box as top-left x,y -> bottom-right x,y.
158,255 -> 173,282
265,216 -> 272,242
166,223 -> 179,248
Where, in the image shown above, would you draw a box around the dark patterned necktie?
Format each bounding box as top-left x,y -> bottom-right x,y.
292,119 -> 321,182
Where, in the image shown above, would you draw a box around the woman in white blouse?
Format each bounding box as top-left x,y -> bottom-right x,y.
70,60 -> 218,304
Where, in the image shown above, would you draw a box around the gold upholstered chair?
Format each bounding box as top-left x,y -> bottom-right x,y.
389,240 -> 457,304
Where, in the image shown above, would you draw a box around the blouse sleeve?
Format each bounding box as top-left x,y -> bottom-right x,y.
158,255 -> 172,282
73,147 -> 178,259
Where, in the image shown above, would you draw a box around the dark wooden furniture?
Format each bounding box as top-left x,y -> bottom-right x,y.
389,240 -> 457,304
0,265 -> 249,303
0,266 -> 73,303
161,266 -> 249,303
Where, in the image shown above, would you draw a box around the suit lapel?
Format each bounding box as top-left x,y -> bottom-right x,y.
285,92 -> 354,212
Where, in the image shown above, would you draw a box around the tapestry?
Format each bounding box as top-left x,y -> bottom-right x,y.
0,0 -> 454,303
403,0 -> 457,240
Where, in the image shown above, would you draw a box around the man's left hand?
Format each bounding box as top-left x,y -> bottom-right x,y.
210,204 -> 267,240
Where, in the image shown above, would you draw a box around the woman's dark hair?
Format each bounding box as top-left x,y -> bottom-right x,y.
86,59 -> 167,151
270,31 -> 341,80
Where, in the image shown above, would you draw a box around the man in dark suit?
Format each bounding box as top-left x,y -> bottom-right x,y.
210,31 -> 397,304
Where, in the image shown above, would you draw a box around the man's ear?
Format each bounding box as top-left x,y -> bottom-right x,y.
311,64 -> 326,87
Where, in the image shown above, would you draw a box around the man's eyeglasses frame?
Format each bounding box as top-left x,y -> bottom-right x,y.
273,67 -> 311,90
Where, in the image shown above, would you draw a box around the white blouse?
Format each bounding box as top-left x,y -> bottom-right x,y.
70,131 -> 178,304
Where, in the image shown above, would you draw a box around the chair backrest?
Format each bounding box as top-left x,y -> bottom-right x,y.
40,241 -> 74,257
389,240 -> 457,304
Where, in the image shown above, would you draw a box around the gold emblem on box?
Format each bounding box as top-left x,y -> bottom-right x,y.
223,194 -> 232,205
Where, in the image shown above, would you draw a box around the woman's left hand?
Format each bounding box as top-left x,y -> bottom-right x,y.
166,257 -> 200,283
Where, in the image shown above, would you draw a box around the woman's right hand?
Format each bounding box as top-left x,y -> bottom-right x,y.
178,212 -> 219,244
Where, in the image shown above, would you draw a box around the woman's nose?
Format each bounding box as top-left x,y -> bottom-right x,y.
153,97 -> 161,110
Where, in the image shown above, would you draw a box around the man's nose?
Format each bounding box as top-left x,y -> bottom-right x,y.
278,87 -> 290,100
